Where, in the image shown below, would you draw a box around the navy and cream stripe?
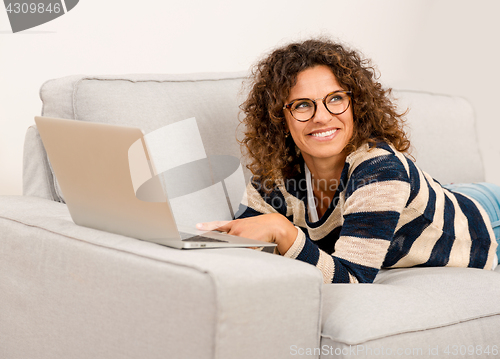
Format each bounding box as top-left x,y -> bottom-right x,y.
237,142 -> 498,283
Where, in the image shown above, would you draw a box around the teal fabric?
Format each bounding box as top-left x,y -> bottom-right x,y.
444,182 -> 500,263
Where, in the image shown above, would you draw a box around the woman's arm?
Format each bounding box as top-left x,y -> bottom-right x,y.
199,148 -> 412,284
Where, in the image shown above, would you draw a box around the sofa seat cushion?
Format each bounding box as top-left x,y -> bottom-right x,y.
319,267 -> 500,358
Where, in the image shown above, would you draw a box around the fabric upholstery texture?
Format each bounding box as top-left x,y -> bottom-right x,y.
0,195 -> 322,359
36,73 -> 249,203
395,90 -> 485,184
23,125 -> 58,201
319,267 -> 500,358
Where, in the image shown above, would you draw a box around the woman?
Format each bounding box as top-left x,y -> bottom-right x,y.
197,38 -> 499,284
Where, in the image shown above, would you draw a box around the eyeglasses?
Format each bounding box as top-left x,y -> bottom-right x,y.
283,90 -> 352,122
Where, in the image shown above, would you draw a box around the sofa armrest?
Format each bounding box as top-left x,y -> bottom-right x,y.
0,196 -> 323,359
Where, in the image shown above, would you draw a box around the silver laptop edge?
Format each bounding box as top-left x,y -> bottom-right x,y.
35,116 -> 276,249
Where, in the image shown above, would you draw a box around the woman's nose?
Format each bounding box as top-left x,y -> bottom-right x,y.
311,101 -> 332,123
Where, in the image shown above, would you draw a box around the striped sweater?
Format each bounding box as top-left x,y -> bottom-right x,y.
236,142 -> 498,283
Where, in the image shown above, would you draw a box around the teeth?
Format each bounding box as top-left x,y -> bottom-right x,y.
311,129 -> 337,137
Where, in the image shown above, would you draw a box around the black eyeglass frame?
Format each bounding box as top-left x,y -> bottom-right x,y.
283,90 -> 353,122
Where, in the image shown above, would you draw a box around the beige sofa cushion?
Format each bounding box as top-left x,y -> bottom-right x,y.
37,73 -> 249,203
320,266 -> 500,358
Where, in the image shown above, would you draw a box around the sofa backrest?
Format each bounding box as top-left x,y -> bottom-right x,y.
24,73 -> 485,211
25,73 -> 249,204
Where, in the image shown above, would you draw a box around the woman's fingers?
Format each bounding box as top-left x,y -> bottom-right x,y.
196,220 -> 231,232
197,214 -> 297,254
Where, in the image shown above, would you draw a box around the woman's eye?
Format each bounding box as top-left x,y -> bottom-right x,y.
328,95 -> 343,103
293,101 -> 313,111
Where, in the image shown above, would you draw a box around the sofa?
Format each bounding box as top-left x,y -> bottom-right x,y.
1,72 -> 499,359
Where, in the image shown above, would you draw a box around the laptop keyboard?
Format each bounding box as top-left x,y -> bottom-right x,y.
180,232 -> 228,243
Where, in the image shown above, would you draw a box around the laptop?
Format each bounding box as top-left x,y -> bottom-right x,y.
35,116 -> 276,250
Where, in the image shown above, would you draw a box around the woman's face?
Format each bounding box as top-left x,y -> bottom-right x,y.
284,65 -> 354,166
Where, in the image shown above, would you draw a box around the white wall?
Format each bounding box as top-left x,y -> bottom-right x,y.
1,0 -> 499,195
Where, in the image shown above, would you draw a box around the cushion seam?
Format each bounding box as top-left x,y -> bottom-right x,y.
321,312 -> 500,345
77,74 -> 246,84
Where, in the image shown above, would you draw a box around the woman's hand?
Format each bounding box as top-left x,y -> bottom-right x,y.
196,213 -> 298,255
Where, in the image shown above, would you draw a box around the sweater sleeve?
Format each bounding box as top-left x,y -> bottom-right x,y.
234,178 -> 289,220
284,148 -> 412,283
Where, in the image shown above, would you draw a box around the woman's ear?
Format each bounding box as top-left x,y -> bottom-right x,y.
284,122 -> 290,136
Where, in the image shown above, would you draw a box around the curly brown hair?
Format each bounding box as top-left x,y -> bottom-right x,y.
240,38 -> 410,188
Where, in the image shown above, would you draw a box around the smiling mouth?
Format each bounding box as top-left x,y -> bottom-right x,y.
310,128 -> 338,137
